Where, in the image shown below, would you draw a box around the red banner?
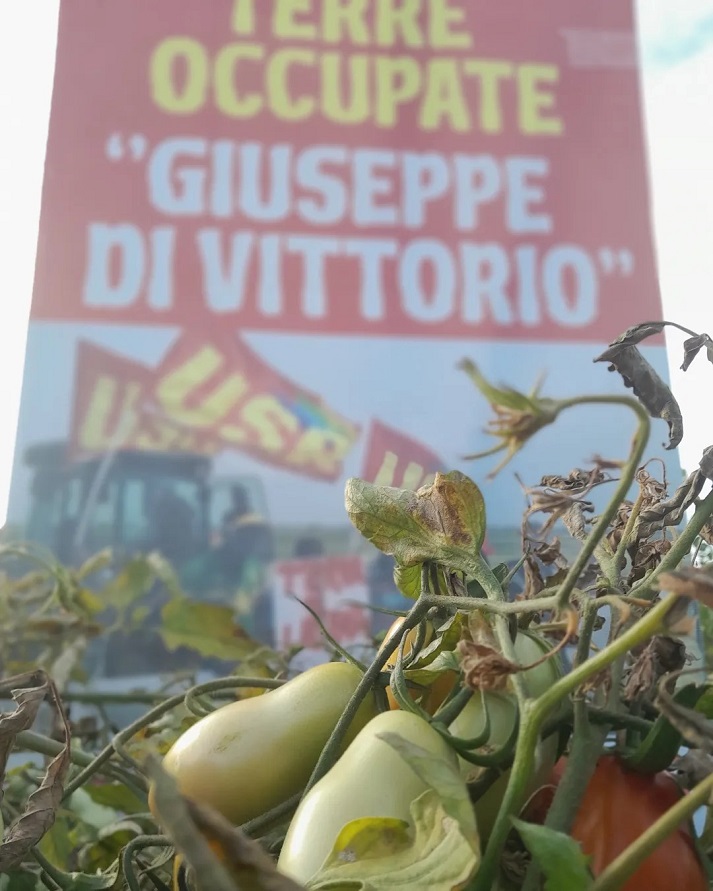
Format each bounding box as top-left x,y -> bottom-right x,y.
71,335 -> 360,480
361,420 -> 443,490
30,0 -> 661,343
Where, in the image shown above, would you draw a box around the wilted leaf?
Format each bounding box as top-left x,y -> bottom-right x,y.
0,672 -> 72,871
512,819 -> 592,891
658,566 -> 713,608
345,472 -> 486,574
160,598 -> 261,661
606,322 -> 667,348
700,446 -> 713,483
149,756 -> 304,891
593,344 -> 682,450
458,640 -> 518,692
377,731 -> 477,841
310,789 -> 478,891
460,361 -> 561,477
681,333 -> 713,371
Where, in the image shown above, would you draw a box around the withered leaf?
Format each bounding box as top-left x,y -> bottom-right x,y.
700,445 -> 713,483
457,640 -> 518,692
623,636 -> 686,702
681,333 -> 713,372
670,749 -> 713,789
637,470 -> 705,539
149,757 -> 304,891
607,322 -> 667,348
0,671 -> 71,871
593,344 -> 683,450
345,472 -> 486,573
658,566 -> 713,608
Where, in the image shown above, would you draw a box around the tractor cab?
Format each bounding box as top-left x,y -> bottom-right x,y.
24,441 -> 268,573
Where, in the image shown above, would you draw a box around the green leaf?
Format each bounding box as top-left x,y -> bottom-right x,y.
512,819 -> 592,891
308,789 -> 479,891
377,731 -> 477,840
159,598 -> 261,661
406,614 -> 465,670
101,557 -> 155,610
403,650 -> 460,686
345,472 -> 486,573
394,564 -> 422,600
695,684 -> 713,719
0,873 -> 44,891
624,684 -> 705,773
82,781 -> 147,815
76,549 -> 113,581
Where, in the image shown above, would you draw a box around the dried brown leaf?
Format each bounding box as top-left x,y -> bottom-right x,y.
658,566 -> 713,608
636,471 -> 705,539
0,671 -> 71,870
594,344 -> 683,450
607,322 -> 668,348
623,636 -> 687,702
681,333 -> 713,372
700,445 -> 713,482
457,641 -> 518,692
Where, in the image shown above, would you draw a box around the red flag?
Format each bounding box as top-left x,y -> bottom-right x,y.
361,420 -> 444,490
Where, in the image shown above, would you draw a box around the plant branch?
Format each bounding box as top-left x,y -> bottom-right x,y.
553,395 -> 651,611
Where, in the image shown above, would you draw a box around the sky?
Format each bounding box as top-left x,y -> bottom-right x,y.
0,2 -> 711,525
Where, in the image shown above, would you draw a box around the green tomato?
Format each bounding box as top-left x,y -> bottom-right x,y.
277,710 -> 459,885
152,661 -> 378,826
448,630 -> 562,842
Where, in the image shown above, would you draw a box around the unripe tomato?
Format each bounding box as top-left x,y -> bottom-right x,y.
277,710 -> 461,885
527,756 -> 708,891
150,661 -> 378,826
379,617 -> 457,712
448,631 -> 562,842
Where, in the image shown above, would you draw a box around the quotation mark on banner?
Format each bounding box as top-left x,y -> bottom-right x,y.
598,248 -> 634,276
105,133 -> 149,162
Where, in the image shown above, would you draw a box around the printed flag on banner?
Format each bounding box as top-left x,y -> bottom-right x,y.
272,555 -> 371,654
361,420 -> 444,490
70,334 -> 360,481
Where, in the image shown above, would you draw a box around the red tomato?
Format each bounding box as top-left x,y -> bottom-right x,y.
526,756 -> 707,891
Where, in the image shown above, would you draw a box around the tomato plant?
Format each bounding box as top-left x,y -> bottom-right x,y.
3,319 -> 713,891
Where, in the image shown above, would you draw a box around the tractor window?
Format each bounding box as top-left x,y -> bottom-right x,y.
84,480 -> 119,553
121,478 -> 148,549
120,474 -> 204,564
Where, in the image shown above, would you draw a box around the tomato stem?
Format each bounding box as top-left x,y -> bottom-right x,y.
302,594 -> 432,795
551,394 -> 651,612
